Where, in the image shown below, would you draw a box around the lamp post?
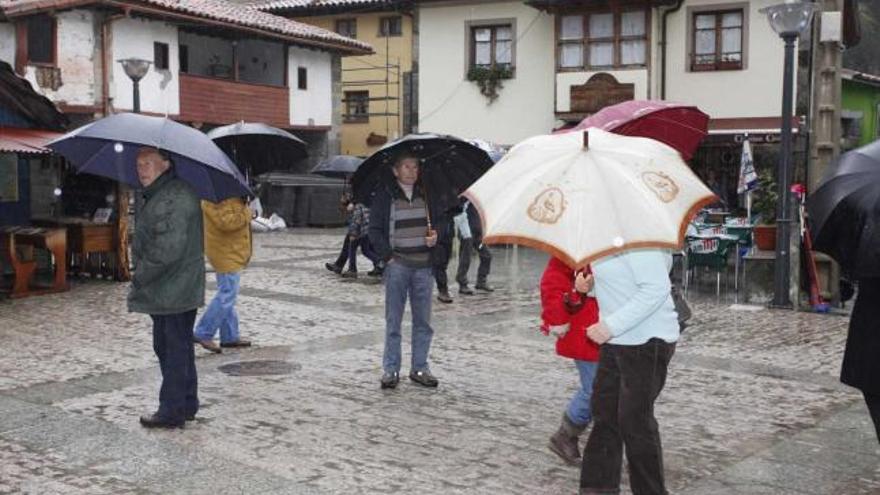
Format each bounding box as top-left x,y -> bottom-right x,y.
118,58 -> 152,113
761,0 -> 817,308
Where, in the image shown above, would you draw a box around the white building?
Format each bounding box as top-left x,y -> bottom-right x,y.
417,0 -> 796,147
0,0 -> 372,162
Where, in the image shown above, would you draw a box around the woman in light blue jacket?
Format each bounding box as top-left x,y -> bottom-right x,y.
579,248 -> 679,495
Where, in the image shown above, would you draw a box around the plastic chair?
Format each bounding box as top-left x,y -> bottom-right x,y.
685,236 -> 736,297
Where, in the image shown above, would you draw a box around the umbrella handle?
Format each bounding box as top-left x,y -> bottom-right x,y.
420,182 -> 433,232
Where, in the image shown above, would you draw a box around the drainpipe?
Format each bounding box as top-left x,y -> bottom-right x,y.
660,0 -> 685,100
101,11 -> 126,116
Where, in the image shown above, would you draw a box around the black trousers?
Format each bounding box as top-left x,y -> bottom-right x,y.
864,392 -> 880,444
333,236 -> 351,268
151,310 -> 199,423
580,339 -> 676,495
456,235 -> 491,287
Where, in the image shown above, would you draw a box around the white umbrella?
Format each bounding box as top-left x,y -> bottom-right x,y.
462,128 -> 717,268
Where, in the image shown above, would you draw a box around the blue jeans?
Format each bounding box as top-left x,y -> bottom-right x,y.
194,271 -> 241,344
383,261 -> 434,373
151,310 -> 198,422
566,359 -> 599,426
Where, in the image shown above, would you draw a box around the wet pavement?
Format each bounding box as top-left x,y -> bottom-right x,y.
0,229 -> 877,494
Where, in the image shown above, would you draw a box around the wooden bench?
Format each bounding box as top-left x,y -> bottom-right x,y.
0,226 -> 68,298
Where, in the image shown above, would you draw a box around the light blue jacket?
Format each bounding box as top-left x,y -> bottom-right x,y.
592,248 -> 679,345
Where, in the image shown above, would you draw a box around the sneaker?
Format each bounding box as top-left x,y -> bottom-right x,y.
458,285 -> 475,295
380,371 -> 400,389
195,339 -> 222,354
409,369 -> 439,388
475,282 -> 495,292
367,267 -> 383,277
437,291 -> 453,303
341,270 -> 358,279
325,262 -> 342,274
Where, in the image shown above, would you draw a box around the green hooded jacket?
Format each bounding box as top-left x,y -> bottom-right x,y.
127,171 -> 205,315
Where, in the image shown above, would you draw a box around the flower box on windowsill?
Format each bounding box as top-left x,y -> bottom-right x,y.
467,65 -> 514,103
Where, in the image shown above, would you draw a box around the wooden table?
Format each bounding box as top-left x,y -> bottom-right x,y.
32,218 -> 116,277
0,226 -> 68,298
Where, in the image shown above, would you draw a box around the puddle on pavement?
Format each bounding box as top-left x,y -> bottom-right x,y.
218,360 -> 301,376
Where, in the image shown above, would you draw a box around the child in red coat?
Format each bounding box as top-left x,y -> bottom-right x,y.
540,256 -> 600,466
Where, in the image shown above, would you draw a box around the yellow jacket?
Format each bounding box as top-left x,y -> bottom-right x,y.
202,198 -> 252,273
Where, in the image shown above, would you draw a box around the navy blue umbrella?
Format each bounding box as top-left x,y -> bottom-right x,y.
48,113 -> 251,202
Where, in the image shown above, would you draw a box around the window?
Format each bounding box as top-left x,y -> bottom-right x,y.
470,24 -> 513,70
379,16 -> 402,37
26,15 -> 56,65
691,9 -> 743,71
297,67 -> 307,90
335,18 -> 357,38
153,42 -> 169,70
179,45 -> 189,73
556,10 -> 647,70
344,91 -> 369,123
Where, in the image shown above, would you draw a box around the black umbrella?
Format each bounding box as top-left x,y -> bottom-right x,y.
808,139 -> 880,277
48,113 -> 250,202
207,122 -> 308,179
311,155 -> 364,177
351,133 -> 493,212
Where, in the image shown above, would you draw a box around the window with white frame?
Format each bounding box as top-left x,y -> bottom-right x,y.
557,10 -> 646,70
691,9 -> 744,71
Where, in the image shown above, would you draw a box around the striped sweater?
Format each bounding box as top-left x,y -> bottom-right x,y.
390,193 -> 431,268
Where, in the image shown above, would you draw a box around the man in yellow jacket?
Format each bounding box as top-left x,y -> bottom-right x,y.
193,197 -> 253,353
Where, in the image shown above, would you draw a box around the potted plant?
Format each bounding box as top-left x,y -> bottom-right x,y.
467,65 -> 513,103
752,168 -> 778,251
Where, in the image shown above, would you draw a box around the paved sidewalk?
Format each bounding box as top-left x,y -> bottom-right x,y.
0,229 -> 877,494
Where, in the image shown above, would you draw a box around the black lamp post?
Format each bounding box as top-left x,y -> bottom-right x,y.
761,0 -> 817,308
118,58 -> 152,113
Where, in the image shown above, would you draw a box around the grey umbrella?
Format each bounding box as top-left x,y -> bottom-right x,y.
311,155 -> 364,177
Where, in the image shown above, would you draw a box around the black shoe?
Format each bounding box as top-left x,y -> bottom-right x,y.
437,291 -> 453,303
325,262 -> 342,274
139,413 -> 184,429
186,414 -> 196,421
367,268 -> 383,277
458,286 -> 475,295
380,371 -> 400,389
475,282 -> 495,292
341,270 -> 357,279
409,370 -> 439,388
220,339 -> 251,348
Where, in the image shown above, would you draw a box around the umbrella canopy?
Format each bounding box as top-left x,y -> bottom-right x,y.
463,128 -> 717,268
48,113 -> 250,202
561,100 -> 709,160
311,155 -> 364,177
207,122 -> 308,178
468,138 -> 506,163
808,139 -> 880,278
351,133 -> 493,212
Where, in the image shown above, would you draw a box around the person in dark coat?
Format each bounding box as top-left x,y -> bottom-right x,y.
455,199 -> 493,294
129,147 -> 205,429
841,278 -> 880,443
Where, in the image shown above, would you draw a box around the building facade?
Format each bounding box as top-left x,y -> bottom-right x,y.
260,0 -> 415,157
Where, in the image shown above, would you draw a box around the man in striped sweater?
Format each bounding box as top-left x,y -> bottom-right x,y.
368,155 -> 441,389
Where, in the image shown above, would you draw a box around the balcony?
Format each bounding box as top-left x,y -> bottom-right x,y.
179,74 -> 289,128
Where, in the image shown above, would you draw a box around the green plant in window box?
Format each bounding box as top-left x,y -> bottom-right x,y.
467,65 -> 513,104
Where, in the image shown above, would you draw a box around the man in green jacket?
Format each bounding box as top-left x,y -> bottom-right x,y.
129,147 -> 205,429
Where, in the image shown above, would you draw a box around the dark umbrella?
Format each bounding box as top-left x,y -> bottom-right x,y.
558,100 -> 709,160
807,140 -> 880,278
808,139 -> 880,277
48,113 -> 250,202
207,122 -> 308,179
311,155 -> 364,177
351,133 -> 493,212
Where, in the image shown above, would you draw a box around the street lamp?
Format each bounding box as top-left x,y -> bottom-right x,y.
761,0 -> 817,309
118,58 -> 152,113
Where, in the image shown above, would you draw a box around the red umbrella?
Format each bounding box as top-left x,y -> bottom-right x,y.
559,100 -> 709,160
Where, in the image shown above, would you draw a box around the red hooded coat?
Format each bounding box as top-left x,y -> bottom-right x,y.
539,257 -> 600,362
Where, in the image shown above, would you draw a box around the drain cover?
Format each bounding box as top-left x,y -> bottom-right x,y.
218,360 -> 300,376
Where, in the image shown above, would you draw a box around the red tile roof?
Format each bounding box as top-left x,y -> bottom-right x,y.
256,0 -> 392,13
0,0 -> 373,54
0,127 -> 64,154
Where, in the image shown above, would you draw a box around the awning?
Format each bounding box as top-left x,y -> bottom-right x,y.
708,117 -> 801,135
0,127 -> 64,154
